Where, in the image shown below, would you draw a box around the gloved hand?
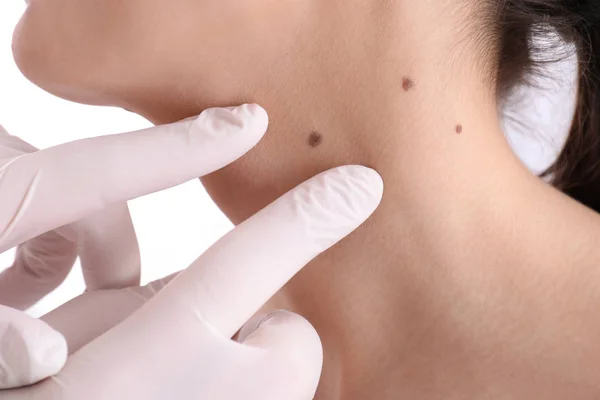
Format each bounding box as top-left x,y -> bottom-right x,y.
0,126 -> 142,311
3,165 -> 383,400
0,104 -> 268,389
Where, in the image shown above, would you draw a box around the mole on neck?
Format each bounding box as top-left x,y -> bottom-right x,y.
308,132 -> 324,148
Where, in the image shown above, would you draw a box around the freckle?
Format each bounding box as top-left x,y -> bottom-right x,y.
456,124 -> 463,134
308,132 -> 323,148
402,77 -> 414,91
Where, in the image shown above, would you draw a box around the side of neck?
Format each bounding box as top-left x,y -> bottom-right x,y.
122,5 -> 600,397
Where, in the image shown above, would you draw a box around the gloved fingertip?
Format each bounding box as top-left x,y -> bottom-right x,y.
240,310 -> 323,388
194,104 -> 269,140
0,316 -> 68,389
232,103 -> 269,130
239,310 -> 306,345
339,165 -> 384,209
236,311 -> 272,343
34,327 -> 68,378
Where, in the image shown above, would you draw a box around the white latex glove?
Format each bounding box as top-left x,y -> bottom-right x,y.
4,165 -> 383,400
0,105 -> 268,389
0,126 -> 142,310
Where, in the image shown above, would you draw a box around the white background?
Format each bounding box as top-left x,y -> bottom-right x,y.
0,4 -> 577,316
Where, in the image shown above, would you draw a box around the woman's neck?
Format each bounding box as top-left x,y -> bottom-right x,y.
125,4 -> 600,397
136,82 -> 523,397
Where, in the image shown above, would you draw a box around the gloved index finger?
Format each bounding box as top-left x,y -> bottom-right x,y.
18,166 -> 383,399
0,105 -> 267,253
106,166 -> 383,343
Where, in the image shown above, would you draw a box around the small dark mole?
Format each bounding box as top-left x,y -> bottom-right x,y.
402,77 -> 415,91
455,124 -> 463,134
308,132 -> 323,148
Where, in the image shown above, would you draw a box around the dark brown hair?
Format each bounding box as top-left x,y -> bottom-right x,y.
496,0 -> 600,211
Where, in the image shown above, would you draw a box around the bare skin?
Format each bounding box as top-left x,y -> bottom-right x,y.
12,0 -> 600,398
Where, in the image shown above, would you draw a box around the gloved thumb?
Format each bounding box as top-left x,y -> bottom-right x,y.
0,305 -> 67,389
239,310 -> 324,399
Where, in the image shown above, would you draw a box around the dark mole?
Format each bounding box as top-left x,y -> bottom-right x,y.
402,77 -> 415,91
308,132 -> 323,148
455,124 -> 463,134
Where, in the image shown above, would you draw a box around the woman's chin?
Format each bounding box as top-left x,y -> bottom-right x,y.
11,7 -> 110,107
